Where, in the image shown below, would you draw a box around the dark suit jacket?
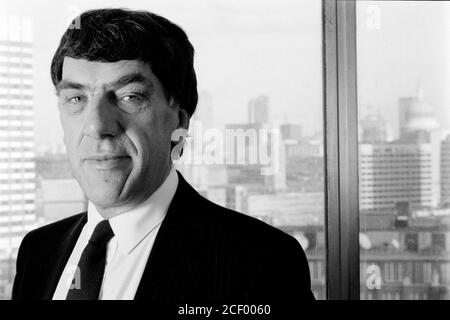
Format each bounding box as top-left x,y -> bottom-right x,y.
12,171 -> 314,302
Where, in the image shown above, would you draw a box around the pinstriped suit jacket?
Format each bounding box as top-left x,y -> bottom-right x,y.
12,171 -> 314,302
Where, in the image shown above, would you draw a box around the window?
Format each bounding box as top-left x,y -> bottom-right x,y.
358,1 -> 450,300
1,0 -> 447,301
0,0 -> 325,299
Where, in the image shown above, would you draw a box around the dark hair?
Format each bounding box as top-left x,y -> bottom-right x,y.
50,8 -> 198,117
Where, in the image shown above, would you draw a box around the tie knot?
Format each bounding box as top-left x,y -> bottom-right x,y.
89,220 -> 114,245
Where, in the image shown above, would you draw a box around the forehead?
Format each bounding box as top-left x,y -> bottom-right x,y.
61,57 -> 154,87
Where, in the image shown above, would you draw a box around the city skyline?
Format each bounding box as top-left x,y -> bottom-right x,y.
1,0 -> 323,147
3,1 -> 448,149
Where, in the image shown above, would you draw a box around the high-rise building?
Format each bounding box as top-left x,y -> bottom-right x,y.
396,89 -> 442,208
441,135 -> 450,207
359,143 -> 439,212
248,95 -> 269,124
177,90 -> 217,191
398,88 -> 439,143
0,15 -> 37,299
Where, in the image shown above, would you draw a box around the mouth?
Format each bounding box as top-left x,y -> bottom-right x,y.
84,154 -> 132,170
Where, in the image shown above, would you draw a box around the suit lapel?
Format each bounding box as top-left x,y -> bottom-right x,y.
33,171 -> 206,300
35,213 -> 87,299
134,172 -> 208,300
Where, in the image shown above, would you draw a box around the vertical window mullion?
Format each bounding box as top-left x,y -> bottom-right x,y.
323,0 -> 359,300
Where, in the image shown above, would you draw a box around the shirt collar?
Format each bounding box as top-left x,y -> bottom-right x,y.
87,166 -> 179,255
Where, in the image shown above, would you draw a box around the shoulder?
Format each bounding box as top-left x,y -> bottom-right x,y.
193,195 -> 314,300
176,173 -> 297,246
21,212 -> 86,247
195,194 -> 301,251
14,212 -> 87,285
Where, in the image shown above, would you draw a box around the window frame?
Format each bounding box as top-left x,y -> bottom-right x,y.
323,0 -> 360,300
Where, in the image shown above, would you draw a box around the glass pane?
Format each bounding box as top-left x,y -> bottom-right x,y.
0,0 -> 325,299
357,1 -> 450,300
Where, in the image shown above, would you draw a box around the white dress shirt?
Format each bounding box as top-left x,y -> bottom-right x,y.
52,167 -> 178,300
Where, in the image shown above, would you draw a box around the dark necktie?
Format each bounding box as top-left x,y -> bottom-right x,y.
66,219 -> 114,300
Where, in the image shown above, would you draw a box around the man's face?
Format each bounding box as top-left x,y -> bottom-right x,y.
57,58 -> 180,218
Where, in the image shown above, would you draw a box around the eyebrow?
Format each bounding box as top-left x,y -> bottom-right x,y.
55,72 -> 155,95
55,80 -> 86,94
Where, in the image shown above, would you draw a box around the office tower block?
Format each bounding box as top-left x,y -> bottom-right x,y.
0,15 -> 37,299
248,95 -> 269,125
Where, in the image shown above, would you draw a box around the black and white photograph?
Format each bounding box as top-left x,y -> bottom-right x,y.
0,0 -> 449,315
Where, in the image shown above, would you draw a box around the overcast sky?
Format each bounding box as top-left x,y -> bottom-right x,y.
1,0 -> 449,147
357,1 -> 450,138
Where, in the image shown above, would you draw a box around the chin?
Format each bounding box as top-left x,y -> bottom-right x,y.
87,190 -> 123,209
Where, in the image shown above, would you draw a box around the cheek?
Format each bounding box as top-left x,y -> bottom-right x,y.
61,123 -> 72,148
61,119 -> 83,159
139,109 -> 175,141
63,126 -> 79,150
129,124 -> 171,161
138,128 -> 168,152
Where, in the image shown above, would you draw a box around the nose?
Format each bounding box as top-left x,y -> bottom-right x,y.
83,94 -> 120,139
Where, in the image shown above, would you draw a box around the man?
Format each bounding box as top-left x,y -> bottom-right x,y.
12,8 -> 314,302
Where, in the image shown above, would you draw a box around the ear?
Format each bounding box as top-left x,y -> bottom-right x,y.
177,108 -> 190,131
169,100 -> 190,158
169,98 -> 190,131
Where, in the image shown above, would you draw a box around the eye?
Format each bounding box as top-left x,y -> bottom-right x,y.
120,93 -> 146,104
66,95 -> 87,104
